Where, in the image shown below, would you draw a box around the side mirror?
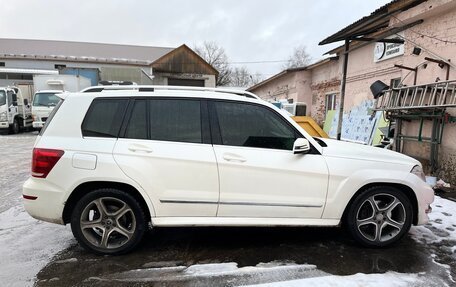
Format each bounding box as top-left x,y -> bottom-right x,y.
293,138 -> 310,154
23,99 -> 28,106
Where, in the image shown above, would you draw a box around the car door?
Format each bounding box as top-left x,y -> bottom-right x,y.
210,100 -> 328,219
113,98 -> 219,217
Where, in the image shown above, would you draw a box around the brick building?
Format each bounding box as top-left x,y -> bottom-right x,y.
249,0 -> 456,185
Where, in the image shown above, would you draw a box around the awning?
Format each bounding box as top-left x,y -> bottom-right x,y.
0,68 -> 58,75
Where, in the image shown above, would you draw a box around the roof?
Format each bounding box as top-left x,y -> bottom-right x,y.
319,0 -> 426,45
0,38 -> 174,65
247,57 -> 338,92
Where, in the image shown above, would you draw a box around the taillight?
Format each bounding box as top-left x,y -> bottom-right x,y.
32,148 -> 64,178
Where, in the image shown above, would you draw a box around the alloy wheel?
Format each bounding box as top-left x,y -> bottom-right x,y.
355,193 -> 406,243
79,197 -> 136,250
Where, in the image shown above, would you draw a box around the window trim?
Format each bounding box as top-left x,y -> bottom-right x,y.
208,99 -> 319,154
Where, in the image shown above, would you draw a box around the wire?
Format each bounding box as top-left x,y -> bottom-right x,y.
392,15 -> 456,44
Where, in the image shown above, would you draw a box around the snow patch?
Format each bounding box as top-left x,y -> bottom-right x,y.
242,272 -> 420,287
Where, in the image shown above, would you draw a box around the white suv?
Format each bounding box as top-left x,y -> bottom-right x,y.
23,86 -> 434,254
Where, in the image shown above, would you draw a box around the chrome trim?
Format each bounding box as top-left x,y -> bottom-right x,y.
160,199 -> 322,208
220,201 -> 323,208
160,199 -> 218,204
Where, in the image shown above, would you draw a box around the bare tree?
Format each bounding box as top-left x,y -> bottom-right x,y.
283,45 -> 312,69
230,66 -> 252,88
194,41 -> 232,86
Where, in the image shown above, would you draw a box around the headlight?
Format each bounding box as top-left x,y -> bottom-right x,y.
0,112 -> 7,121
411,165 -> 426,181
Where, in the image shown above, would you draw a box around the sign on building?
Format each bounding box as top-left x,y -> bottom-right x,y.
373,34 -> 404,62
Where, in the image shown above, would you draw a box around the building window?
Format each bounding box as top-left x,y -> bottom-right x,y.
390,78 -> 401,88
0,62 -> 5,67
325,93 -> 337,113
55,64 -> 66,70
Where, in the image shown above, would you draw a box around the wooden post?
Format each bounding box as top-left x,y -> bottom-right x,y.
337,39 -> 350,140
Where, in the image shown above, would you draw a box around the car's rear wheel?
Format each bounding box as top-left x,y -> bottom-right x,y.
346,186 -> 413,247
71,189 -> 146,255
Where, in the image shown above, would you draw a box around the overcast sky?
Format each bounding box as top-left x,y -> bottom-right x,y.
0,0 -> 390,77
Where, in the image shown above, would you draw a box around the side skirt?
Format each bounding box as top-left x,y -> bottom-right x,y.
151,217 -> 340,227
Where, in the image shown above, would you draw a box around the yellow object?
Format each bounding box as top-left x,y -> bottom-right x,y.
292,116 -> 329,138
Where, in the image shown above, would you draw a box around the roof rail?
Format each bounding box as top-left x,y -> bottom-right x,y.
80,85 -> 260,100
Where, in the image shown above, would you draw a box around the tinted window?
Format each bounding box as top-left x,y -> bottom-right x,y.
82,99 -> 128,138
149,99 -> 201,143
215,102 -> 296,150
125,100 -> 147,140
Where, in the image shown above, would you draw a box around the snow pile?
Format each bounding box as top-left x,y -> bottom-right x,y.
0,205 -> 73,286
410,196 -> 456,244
242,272 -> 420,287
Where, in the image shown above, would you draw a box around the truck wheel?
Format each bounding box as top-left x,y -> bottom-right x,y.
71,189 -> 147,255
10,118 -> 20,134
345,186 -> 413,247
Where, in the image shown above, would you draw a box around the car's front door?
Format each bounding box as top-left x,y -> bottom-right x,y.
210,101 -> 328,218
113,98 -> 219,217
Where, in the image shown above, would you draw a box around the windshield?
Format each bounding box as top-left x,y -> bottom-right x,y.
32,93 -> 61,107
0,91 -> 5,106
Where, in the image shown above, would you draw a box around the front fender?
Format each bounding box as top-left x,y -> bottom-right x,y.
322,168 -> 419,220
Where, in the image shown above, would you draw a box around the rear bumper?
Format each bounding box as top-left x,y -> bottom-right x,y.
405,173 -> 434,225
22,177 -> 66,225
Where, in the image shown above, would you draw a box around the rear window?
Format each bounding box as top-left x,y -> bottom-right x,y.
82,99 -> 128,138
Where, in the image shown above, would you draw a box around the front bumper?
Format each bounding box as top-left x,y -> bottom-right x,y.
0,121 -> 9,129
32,121 -> 45,129
405,173 -> 435,225
22,177 -> 66,225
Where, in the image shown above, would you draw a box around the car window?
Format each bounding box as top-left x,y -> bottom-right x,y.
214,101 -> 296,150
33,93 -> 61,107
82,99 -> 128,138
0,91 -> 5,106
149,99 -> 202,143
125,100 -> 147,140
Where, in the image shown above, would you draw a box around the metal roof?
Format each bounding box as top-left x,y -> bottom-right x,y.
0,38 -> 174,65
319,0 -> 426,45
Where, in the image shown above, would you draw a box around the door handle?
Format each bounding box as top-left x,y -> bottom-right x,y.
223,153 -> 246,163
128,145 -> 153,153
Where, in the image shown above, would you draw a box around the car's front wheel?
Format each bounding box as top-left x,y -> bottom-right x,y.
71,189 -> 146,255
346,186 -> 413,247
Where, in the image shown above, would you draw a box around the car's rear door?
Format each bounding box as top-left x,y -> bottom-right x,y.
113,97 -> 219,217
210,100 -> 328,219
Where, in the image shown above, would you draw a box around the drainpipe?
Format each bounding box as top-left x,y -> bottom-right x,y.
337,39 -> 350,140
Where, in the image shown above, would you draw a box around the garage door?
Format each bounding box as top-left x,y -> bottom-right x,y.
168,78 -> 205,87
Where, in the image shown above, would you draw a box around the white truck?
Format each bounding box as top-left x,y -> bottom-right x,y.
0,87 -> 33,134
31,90 -> 63,130
31,75 -> 91,130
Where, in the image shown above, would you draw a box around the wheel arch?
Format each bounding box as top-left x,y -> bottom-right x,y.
62,181 -> 152,224
341,182 -> 419,226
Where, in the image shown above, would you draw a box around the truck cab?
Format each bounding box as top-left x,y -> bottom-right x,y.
0,87 -> 32,134
31,90 -> 63,130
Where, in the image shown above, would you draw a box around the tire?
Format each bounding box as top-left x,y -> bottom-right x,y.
345,186 -> 413,247
10,118 -> 20,134
71,188 -> 147,255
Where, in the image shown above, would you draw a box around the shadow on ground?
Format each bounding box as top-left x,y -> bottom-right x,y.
35,227 -> 451,286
